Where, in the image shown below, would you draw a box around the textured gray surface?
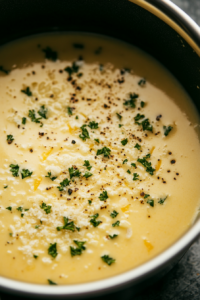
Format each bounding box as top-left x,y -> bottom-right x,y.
0,1 -> 199,300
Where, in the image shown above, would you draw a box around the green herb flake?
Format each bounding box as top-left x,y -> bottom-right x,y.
7,135 -> 14,144
28,110 -> 41,123
147,199 -> 154,207
131,163 -> 136,168
57,216 -> 76,232
158,196 -> 168,205
65,62 -> 79,76
69,166 -> 81,179
17,206 -> 23,212
48,243 -> 57,258
9,164 -> 19,177
119,124 -> 123,128
123,159 -> 128,164
141,101 -> 145,108
101,255 -> 115,265
94,138 -> 100,143
22,117 -> 26,125
134,113 -> 145,122
144,194 -> 150,199
38,105 -> 48,119
4,185 -> 8,189
116,113 -> 122,120
33,255 -> 38,259
40,202 -> 52,214
43,47 -> 58,61
88,200 -> 92,205
6,206 -> 12,211
48,279 -> 57,285
9,233 -> 13,237
133,173 -> 139,181
79,125 -> 90,141
140,119 -> 153,132
35,225 -> 40,229
124,93 -> 138,108
110,210 -> 118,218
137,156 -> 155,175
109,234 -> 118,239
163,126 -> 173,136
96,147 -> 111,158
83,171 -> 93,179
99,190 -> 108,201
57,178 -> 70,191
138,78 -> 146,86
67,106 -> 73,116
70,240 -> 86,257
112,220 -> 120,227
121,138 -> 128,146
88,121 -> 98,129
90,213 -> 102,227
21,87 -> 32,96
0,65 -> 9,75
21,169 -> 33,179
45,172 -> 57,181
83,160 -> 92,170
127,169 -> 131,174
21,213 -> 24,217
134,143 -> 141,150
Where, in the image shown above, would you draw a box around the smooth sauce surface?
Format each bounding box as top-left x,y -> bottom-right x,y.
0,33 -> 199,285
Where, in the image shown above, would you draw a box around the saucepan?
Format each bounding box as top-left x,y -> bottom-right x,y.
0,0 -> 199,298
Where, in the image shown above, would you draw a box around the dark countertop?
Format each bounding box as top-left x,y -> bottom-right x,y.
0,1 -> 199,300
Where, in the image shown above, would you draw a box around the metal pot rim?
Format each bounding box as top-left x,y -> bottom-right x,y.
0,0 -> 199,298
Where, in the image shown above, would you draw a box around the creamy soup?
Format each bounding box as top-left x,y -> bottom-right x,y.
0,33 -> 199,285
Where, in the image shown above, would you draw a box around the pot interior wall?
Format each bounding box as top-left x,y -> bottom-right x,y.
0,0 -> 200,112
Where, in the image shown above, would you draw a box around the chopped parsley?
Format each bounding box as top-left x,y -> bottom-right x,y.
110,210 -> 118,218
75,115 -> 79,119
144,194 -> 150,199
83,171 -> 93,178
79,125 -> 90,141
70,240 -> 86,257
9,164 -> 19,177
116,113 -> 122,120
134,113 -> 145,122
96,147 -> 111,158
7,135 -> 14,144
158,196 -> 168,204
57,178 -> 70,191
112,220 -> 120,227
9,233 -> 12,237
134,143 -> 141,150
6,206 -> 12,211
67,106 -> 73,116
38,105 -> 48,119
119,124 -> 123,128
69,166 -> 81,179
35,225 -> 40,229
40,202 -> 52,214
0,65 -> 9,74
133,173 -> 139,181
28,110 -> 41,123
101,255 -> 115,265
21,169 -> 32,179
123,159 -> 128,164
48,243 -> 58,258
141,101 -> 145,108
17,206 -> 23,212
99,191 -> 108,201
147,199 -> 154,207
33,255 -> 38,259
65,62 -> 79,76
131,163 -> 136,168
83,160 -> 92,170
140,119 -> 153,132
48,279 -> 57,285
109,234 -> 118,239
88,200 -> 92,205
121,138 -> 128,146
57,216 -> 76,232
45,172 -> 57,181
137,156 -> 155,175
4,185 -> 8,189
22,117 -> 26,125
138,78 -> 146,86
94,138 -> 100,143
42,47 -> 58,61
163,125 -> 173,136
127,169 -> 131,174
124,93 -> 138,108
90,213 -> 102,227
21,87 -> 32,96
88,121 -> 98,129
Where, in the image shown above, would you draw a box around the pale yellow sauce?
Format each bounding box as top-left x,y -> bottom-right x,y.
0,33 -> 199,285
